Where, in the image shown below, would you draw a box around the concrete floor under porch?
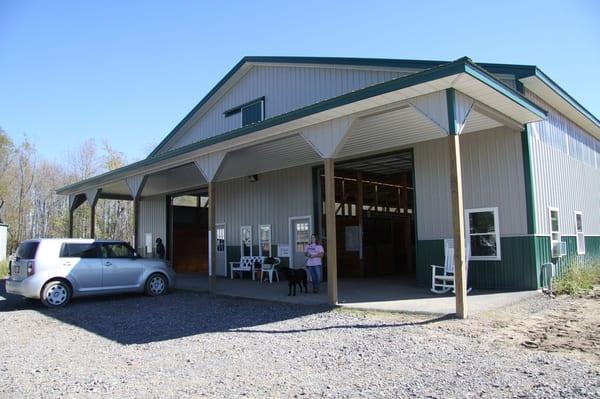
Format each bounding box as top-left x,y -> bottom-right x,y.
175,274 -> 539,315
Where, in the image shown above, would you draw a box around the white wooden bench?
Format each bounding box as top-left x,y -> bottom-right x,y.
230,256 -> 264,280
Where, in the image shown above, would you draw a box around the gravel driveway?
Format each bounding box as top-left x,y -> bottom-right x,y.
0,282 -> 598,398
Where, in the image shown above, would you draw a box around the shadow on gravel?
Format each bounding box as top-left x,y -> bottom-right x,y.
232,314 -> 453,334
0,281 -> 449,345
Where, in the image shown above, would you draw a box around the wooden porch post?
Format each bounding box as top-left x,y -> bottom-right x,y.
133,199 -> 139,251
68,194 -> 85,238
90,203 -> 96,239
449,134 -> 468,319
357,172 -> 364,277
208,181 -> 217,292
68,208 -> 74,238
324,158 -> 338,305
446,88 -> 468,319
125,175 -> 147,254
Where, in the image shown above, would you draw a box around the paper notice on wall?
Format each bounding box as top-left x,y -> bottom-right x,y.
277,244 -> 290,257
345,226 -> 360,251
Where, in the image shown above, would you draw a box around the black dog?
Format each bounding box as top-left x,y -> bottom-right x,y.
276,266 -> 308,296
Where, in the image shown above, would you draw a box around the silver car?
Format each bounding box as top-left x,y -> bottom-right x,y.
6,238 -> 176,308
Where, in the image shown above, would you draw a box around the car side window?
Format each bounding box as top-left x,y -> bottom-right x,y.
60,243 -> 99,258
100,243 -> 134,259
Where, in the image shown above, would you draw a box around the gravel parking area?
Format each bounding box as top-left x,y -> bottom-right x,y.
0,282 -> 598,398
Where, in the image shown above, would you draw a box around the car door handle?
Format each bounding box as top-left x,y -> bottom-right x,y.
104,261 -> 112,267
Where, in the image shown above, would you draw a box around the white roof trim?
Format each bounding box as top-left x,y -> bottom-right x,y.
520,75 -> 600,139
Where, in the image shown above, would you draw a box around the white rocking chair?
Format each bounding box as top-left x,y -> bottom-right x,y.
430,239 -> 472,294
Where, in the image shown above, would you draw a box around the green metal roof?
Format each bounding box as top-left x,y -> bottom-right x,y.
147,56 -> 598,158
148,56 -> 547,157
57,56 -> 546,195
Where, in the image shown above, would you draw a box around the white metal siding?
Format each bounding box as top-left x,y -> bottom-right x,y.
414,126 -> 528,240
215,165 -> 313,246
137,195 -> 167,248
525,90 -> 600,235
414,138 -> 453,239
460,128 -> 528,235
165,65 -> 411,151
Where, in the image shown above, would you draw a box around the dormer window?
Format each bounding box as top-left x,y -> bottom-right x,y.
224,97 -> 265,127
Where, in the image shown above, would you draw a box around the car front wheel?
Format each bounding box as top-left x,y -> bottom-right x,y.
41,280 -> 72,308
145,273 -> 168,296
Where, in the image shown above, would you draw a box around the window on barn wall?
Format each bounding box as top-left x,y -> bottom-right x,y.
224,97 -> 265,127
259,225 -> 271,257
242,100 -> 264,126
295,222 -> 310,252
240,225 -> 252,256
575,212 -> 585,255
465,207 -> 501,261
172,195 -> 198,207
216,226 -> 225,253
199,196 -> 209,208
549,208 -> 562,258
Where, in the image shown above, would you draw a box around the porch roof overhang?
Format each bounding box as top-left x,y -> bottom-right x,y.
519,69 -> 600,139
57,56 -> 547,197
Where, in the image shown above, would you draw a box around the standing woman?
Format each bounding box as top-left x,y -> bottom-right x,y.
304,234 -> 325,293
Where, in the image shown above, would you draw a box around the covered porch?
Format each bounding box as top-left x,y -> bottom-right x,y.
175,274 -> 539,315
58,58 -> 546,318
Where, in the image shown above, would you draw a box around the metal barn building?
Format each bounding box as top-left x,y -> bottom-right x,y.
58,56 -> 600,316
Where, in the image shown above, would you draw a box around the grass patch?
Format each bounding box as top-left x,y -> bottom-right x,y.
0,259 -> 8,278
554,263 -> 600,295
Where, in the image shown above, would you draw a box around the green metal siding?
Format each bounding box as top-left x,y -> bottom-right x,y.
520,128 -> 537,234
535,235 -> 600,278
415,239 -> 445,288
417,236 -> 538,290
417,235 -> 600,291
466,237 -> 537,290
584,236 -> 600,263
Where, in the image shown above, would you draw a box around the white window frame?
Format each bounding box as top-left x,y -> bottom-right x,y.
549,207 -> 561,258
465,207 -> 501,261
574,211 -> 585,255
216,225 -> 226,253
258,224 -> 272,257
240,225 -> 253,257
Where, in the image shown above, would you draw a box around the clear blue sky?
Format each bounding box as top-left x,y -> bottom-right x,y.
1,0 -> 599,163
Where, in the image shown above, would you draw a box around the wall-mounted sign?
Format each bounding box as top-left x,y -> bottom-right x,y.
345,226 -> 360,251
277,244 -> 290,257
